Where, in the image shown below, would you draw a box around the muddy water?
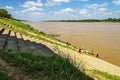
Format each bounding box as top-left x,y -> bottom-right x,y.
23,22 -> 120,67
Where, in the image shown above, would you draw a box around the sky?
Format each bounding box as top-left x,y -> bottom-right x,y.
0,0 -> 120,21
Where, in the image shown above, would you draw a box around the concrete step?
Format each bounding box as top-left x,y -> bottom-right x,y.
0,29 -> 10,38
6,31 -> 18,51
22,35 -> 38,46
16,33 -> 23,39
0,28 -> 5,35
23,40 -> 40,53
34,44 -> 53,55
22,35 -> 38,42
0,30 -> 10,49
22,34 -> 42,44
21,35 -> 52,55
0,28 -> 2,34
0,27 -> 53,55
22,35 -> 30,41
16,33 -> 29,52
37,43 -> 53,54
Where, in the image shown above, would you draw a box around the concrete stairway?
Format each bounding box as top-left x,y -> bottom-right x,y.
0,27 -> 53,56
16,33 -> 29,52
6,31 -> 18,51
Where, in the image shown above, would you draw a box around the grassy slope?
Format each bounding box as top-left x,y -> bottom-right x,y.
0,17 -> 120,80
0,49 -> 93,80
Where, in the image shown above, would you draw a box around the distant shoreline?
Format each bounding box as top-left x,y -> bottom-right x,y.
47,18 -> 120,22
21,18 -> 120,22
45,21 -> 120,23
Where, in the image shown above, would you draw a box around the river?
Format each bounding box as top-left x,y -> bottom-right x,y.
23,22 -> 120,67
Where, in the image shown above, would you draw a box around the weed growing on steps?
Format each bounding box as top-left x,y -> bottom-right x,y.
0,49 -> 93,80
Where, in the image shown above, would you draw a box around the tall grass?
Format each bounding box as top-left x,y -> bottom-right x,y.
0,71 -> 13,80
0,49 -> 93,80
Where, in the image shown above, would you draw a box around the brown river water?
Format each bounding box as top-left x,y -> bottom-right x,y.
23,22 -> 120,67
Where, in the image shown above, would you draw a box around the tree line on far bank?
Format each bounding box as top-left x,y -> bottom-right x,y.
48,18 -> 120,22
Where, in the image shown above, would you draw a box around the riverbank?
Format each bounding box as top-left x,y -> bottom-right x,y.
22,21 -> 120,76
23,21 -> 120,67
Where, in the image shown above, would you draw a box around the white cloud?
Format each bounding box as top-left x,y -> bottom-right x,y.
49,8 -> 89,20
14,11 -> 19,14
52,0 -> 69,3
53,8 -> 75,15
112,0 -> 120,5
45,0 -> 70,6
99,8 -> 107,11
45,1 -> 58,6
31,12 -> 45,15
78,9 -> 88,14
14,12 -> 46,21
116,10 -> 120,13
31,12 -> 41,15
61,8 -> 74,12
79,0 -> 88,1
22,0 -> 43,8
85,2 -> 108,9
21,0 -> 43,13
100,2 -> 108,7
50,8 -> 76,19
84,2 -> 108,18
14,8 -> 118,21
5,5 -> 14,10
21,7 -> 43,13
13,1 -> 119,21
85,4 -> 98,9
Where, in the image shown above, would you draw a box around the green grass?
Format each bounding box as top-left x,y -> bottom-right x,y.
0,49 -> 93,80
92,70 -> 120,80
87,70 -> 120,80
0,17 -> 49,36
0,71 -> 13,80
0,17 -> 34,31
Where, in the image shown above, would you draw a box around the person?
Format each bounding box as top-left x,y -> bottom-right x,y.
66,42 -> 70,45
78,47 -> 82,53
96,53 -> 99,58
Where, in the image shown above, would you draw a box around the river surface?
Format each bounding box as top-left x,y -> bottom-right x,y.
23,22 -> 120,67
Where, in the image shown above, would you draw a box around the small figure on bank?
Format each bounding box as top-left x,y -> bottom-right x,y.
66,42 -> 70,45
78,47 -> 82,53
96,53 -> 99,58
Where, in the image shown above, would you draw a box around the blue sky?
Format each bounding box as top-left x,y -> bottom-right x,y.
0,0 -> 120,21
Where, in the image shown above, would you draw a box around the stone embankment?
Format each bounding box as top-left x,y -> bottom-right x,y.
0,25 -> 53,56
